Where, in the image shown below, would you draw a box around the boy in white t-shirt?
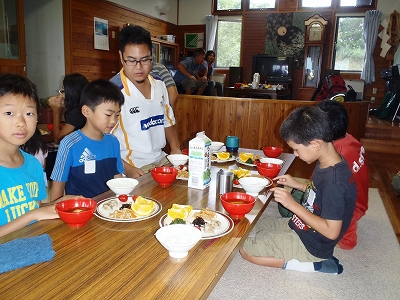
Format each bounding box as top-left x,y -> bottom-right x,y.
111,25 -> 181,178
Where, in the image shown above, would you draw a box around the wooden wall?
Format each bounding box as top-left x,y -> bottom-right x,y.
62,0 -> 177,81
174,95 -> 370,152
62,0 -> 390,108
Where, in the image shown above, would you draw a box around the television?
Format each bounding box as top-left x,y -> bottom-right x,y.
252,55 -> 293,83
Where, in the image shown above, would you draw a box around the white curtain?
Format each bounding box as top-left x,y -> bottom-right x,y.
205,15 -> 218,51
361,10 -> 381,85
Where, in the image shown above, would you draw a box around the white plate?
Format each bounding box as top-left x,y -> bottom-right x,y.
235,157 -> 260,167
159,209 -> 234,240
211,155 -> 236,163
176,169 -> 189,180
95,196 -> 162,222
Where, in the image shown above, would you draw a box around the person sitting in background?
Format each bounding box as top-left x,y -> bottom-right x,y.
173,48 -> 208,95
202,50 -> 223,96
48,73 -> 89,143
150,62 -> 179,111
50,79 -> 125,201
318,100 -> 369,250
0,73 -> 59,237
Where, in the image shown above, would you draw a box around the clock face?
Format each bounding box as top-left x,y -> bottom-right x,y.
309,23 -> 323,42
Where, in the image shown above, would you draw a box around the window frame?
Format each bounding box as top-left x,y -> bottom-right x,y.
214,16 -> 243,68
331,14 -> 365,73
246,0 -> 277,11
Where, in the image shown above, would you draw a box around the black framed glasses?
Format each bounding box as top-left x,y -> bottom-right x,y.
123,57 -> 153,67
58,89 -> 65,94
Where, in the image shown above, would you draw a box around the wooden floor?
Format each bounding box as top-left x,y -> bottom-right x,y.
286,151 -> 400,244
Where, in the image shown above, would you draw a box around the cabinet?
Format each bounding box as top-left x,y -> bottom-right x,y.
151,37 -> 179,69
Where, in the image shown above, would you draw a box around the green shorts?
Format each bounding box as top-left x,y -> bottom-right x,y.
242,217 -> 322,263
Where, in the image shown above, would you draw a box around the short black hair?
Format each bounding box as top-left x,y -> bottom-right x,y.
318,100 -> 349,140
0,73 -> 39,110
80,79 -> 124,111
119,25 -> 152,54
193,48 -> 205,58
63,73 -> 89,116
280,105 -> 333,146
205,50 -> 215,60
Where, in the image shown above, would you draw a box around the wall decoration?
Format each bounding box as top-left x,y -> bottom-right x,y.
265,12 -> 315,69
185,33 -> 204,49
94,17 -> 109,51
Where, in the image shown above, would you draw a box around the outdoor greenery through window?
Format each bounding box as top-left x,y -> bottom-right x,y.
216,17 -> 242,67
249,0 -> 276,9
216,0 -> 242,11
301,0 -> 332,7
333,16 -> 365,71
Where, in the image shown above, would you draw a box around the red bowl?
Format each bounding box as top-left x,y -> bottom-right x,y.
151,166 -> 178,187
234,83 -> 242,89
220,192 -> 256,219
256,162 -> 282,178
181,148 -> 189,155
55,198 -> 97,227
262,146 -> 283,158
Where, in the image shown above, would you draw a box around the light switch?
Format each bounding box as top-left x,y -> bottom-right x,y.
372,88 -> 377,94
112,31 -> 115,38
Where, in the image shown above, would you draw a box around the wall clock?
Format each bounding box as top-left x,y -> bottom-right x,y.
305,14 -> 328,44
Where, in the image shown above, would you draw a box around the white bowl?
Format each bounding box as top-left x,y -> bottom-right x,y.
210,141 -> 224,152
106,178 -> 139,196
259,158 -> 284,165
238,176 -> 272,196
155,224 -> 202,258
167,154 -> 189,167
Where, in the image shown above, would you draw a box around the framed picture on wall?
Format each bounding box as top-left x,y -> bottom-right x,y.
184,33 -> 204,49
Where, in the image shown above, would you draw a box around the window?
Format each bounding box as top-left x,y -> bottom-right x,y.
215,17 -> 242,67
248,0 -> 276,10
332,16 -> 365,71
339,0 -> 375,7
215,0 -> 242,11
300,0 -> 332,8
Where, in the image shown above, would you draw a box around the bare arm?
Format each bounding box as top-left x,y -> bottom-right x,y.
50,181 -> 66,202
123,160 -> 144,178
165,125 -> 181,154
166,85 -> 178,111
271,187 -> 342,240
0,206 -> 59,238
177,63 -> 196,81
49,96 -> 64,142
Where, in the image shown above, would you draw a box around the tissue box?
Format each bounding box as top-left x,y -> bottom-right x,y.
188,132 -> 211,190
156,35 -> 176,42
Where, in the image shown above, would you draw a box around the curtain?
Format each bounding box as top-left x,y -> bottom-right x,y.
361,10 -> 381,85
205,15 -> 218,51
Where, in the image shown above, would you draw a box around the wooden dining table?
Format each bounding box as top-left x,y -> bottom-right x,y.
0,149 -> 294,300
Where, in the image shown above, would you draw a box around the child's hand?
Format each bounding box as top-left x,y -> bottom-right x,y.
273,174 -> 296,188
270,186 -> 295,209
35,205 -> 59,221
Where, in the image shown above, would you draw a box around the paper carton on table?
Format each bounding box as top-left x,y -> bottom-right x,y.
188,132 -> 212,190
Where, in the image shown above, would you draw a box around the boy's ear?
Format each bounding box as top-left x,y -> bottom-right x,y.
118,50 -> 124,65
310,140 -> 321,150
81,105 -> 91,117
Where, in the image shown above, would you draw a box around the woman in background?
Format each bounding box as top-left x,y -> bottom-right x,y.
48,73 -> 89,143
203,50 -> 223,96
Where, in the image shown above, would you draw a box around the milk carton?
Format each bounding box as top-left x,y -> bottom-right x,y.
188,131 -> 212,190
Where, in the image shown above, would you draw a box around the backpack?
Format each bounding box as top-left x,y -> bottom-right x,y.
312,74 -> 347,101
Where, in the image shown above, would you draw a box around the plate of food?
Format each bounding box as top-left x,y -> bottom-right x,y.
39,128 -> 50,135
211,152 -> 235,163
95,196 -> 162,222
159,206 -> 235,240
176,169 -> 189,180
235,152 -> 263,167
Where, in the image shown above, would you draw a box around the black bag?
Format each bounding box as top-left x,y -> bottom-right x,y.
375,92 -> 399,120
345,85 -> 357,102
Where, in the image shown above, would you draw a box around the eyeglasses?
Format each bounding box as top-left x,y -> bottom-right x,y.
58,89 -> 65,95
123,57 -> 153,67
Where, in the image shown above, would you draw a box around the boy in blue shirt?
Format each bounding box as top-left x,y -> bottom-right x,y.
240,106 -> 357,274
0,74 -> 59,237
50,79 -> 125,201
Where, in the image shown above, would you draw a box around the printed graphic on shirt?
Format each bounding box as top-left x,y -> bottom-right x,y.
291,181 -> 316,232
140,114 -> 164,131
0,182 -> 40,224
79,147 -> 96,163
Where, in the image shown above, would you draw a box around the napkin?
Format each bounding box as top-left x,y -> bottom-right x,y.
0,234 -> 55,274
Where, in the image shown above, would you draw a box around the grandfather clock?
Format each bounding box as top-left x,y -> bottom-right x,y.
302,14 -> 328,89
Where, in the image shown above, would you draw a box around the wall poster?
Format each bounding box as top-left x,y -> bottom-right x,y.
94,17 -> 109,51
